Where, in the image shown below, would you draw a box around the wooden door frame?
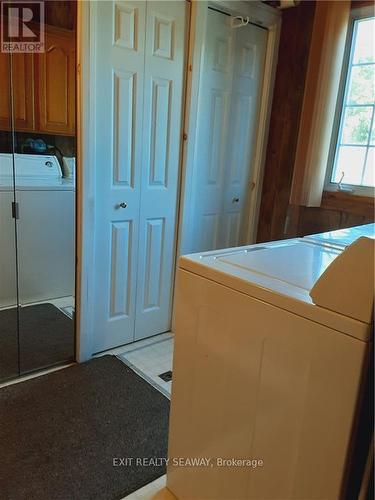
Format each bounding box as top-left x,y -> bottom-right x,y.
75,0 -> 280,361
76,0 -> 96,361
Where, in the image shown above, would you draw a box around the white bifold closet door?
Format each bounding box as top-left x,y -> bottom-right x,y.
191,8 -> 267,253
93,0 -> 186,352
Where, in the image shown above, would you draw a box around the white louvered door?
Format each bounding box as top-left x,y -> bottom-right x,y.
93,1 -> 186,352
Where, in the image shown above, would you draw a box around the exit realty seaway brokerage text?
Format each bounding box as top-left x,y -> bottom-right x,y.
113,457 -> 264,468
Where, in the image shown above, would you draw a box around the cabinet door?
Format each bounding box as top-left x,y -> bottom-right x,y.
0,52 -> 11,131
37,29 -> 75,135
13,53 -> 35,131
0,53 -> 35,132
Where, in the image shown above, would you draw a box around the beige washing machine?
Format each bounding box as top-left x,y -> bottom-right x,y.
167,236 -> 374,499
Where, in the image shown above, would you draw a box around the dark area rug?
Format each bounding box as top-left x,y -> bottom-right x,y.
0,303 -> 74,381
0,356 -> 170,500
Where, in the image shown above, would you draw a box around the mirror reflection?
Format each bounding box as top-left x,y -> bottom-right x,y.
0,2 -> 76,381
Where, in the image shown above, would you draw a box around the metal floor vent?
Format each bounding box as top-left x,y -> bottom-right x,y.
158,370 -> 172,382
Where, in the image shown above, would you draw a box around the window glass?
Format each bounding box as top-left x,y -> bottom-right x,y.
331,16 -> 375,188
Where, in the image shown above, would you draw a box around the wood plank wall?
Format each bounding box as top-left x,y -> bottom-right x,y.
44,1 -> 76,30
257,0 -> 374,242
257,1 -> 316,242
30,1 -> 77,30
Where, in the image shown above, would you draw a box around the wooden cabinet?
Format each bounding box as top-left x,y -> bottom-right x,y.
37,28 -> 75,135
0,26 -> 75,136
0,52 -> 35,132
0,52 -> 11,131
13,53 -> 35,132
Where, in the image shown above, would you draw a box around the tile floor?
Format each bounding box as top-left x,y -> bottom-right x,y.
123,475 -> 175,500
117,334 -> 174,398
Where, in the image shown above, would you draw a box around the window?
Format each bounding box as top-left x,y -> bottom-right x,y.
328,14 -> 375,194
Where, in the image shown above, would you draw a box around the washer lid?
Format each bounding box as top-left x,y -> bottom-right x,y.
303,223 -> 375,249
179,239 -> 373,342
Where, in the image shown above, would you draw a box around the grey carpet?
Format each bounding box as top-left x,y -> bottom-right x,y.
0,356 -> 170,500
0,303 -> 74,381
0,307 -> 18,381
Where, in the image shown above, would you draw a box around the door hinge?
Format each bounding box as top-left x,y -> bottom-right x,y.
11,201 -> 19,219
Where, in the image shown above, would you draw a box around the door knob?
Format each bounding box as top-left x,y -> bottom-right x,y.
232,197 -> 240,203
116,202 -> 127,209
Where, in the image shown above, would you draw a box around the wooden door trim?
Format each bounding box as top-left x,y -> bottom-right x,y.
76,0 -> 96,361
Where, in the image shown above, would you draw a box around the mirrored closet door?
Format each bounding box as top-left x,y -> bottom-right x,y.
0,2 -> 76,382
0,51 -> 19,381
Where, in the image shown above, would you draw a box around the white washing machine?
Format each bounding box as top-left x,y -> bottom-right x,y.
167,236 -> 374,499
0,153 -> 75,307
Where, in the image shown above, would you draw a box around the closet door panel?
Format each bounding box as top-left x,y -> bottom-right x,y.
93,0 -> 146,352
135,0 -> 186,340
223,24 -> 268,247
191,9 -> 234,253
191,8 -> 268,253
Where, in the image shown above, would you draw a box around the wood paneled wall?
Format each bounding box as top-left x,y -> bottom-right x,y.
257,1 -> 316,242
286,196 -> 374,238
351,0 -> 374,8
45,1 -> 76,30
30,1 -> 77,30
257,0 -> 374,242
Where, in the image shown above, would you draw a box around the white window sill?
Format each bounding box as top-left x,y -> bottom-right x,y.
324,183 -> 375,198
